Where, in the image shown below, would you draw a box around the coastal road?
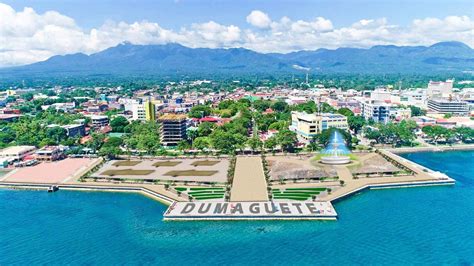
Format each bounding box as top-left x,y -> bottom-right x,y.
230,156 -> 269,201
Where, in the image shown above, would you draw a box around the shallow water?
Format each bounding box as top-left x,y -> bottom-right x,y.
0,151 -> 473,265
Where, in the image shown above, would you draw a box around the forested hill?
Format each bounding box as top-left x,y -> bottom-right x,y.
2,41 -> 473,77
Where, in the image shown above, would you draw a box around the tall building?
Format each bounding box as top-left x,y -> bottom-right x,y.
427,80 -> 453,97
158,114 -> 188,146
132,101 -> 156,121
131,103 -> 146,121
427,98 -> 468,115
144,100 -> 156,121
359,100 -> 390,124
290,111 -> 348,143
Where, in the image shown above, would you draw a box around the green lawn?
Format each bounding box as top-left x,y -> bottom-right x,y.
172,186 -> 226,200
271,187 -> 327,201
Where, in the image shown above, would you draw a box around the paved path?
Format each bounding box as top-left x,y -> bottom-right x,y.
230,156 -> 269,201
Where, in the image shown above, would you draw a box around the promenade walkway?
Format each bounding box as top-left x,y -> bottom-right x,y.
230,156 -> 268,201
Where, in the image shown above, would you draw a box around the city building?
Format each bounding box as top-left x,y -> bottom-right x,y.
290,111 -> 348,143
427,80 -> 454,97
131,101 -> 156,121
90,115 -> 109,128
35,146 -> 65,161
0,146 -> 36,161
131,103 -> 146,121
145,100 -> 156,121
62,124 -> 86,137
427,98 -> 469,115
400,89 -> 427,108
389,107 -> 412,121
158,114 -> 188,146
359,100 -> 390,124
370,89 -> 392,102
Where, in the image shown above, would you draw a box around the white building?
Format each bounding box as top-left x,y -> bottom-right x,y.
370,89 -> 391,102
359,100 -> 390,124
131,102 -> 146,121
290,111 -> 348,143
0,146 -> 36,161
427,80 -> 454,97
427,98 -> 469,115
400,89 -> 427,108
90,115 -> 109,128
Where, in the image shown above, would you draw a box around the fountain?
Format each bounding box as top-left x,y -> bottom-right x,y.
320,130 -> 351,165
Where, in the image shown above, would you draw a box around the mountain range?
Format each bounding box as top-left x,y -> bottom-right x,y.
2,41 -> 473,77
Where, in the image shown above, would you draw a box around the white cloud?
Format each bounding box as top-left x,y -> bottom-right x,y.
0,3 -> 472,67
246,10 -> 272,28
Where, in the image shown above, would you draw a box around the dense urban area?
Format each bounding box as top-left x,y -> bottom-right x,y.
0,78 -> 473,166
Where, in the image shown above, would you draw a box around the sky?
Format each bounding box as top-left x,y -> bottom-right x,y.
0,0 -> 473,67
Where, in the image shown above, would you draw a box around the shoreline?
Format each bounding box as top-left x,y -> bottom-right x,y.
387,144 -> 474,154
0,182 -> 175,206
0,148 -> 465,221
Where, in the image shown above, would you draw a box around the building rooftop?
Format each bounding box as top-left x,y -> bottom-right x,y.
0,146 -> 36,155
159,113 -> 187,121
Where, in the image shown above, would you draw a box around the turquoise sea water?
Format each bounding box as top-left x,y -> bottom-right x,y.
1,151 -> 473,265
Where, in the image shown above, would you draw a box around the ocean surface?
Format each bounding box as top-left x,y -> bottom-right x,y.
1,151 -> 473,265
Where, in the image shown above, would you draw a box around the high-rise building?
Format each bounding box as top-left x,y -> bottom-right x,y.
131,103 -> 146,121
132,101 -> 156,121
145,100 -> 156,121
359,100 -> 390,124
158,114 -> 188,146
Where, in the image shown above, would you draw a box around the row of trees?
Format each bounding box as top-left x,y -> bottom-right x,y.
364,120 -> 418,147
422,126 -> 474,144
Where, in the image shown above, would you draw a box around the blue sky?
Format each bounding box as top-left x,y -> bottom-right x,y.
2,0 -> 472,30
0,0 -> 473,66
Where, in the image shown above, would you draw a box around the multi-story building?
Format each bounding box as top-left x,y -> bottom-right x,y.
131,103 -> 146,121
90,115 -> 109,128
389,107 -> 412,121
360,100 -> 390,124
0,146 -> 36,161
144,101 -> 156,121
131,101 -> 156,121
62,124 -> 86,137
400,89 -> 427,108
427,80 -> 453,97
427,98 -> 469,115
35,146 -> 64,161
290,111 -> 348,143
158,114 -> 187,146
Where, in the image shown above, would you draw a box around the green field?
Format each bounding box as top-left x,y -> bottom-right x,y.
174,187 -> 225,200
272,187 -> 327,201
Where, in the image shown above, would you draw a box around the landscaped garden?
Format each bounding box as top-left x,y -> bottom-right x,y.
174,187 -> 226,200
271,187 -> 327,201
